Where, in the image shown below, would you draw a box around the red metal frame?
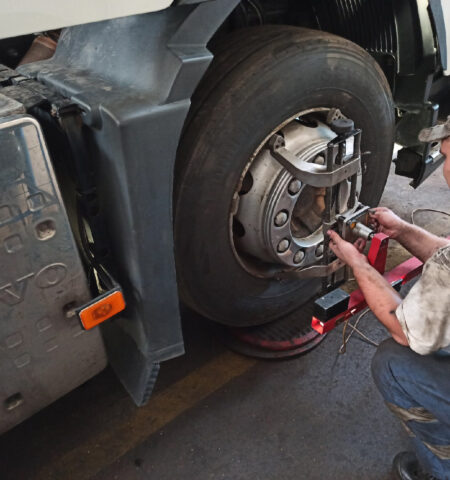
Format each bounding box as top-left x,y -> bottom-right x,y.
367,232 -> 389,274
311,233 -> 424,334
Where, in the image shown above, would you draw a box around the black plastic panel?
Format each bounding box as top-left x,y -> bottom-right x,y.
18,0 -> 239,405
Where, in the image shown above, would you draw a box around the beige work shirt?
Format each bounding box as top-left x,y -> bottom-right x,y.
396,243 -> 450,355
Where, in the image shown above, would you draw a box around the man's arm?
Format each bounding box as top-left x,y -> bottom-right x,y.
327,230 -> 408,345
369,208 -> 450,263
394,223 -> 449,263
351,261 -> 408,345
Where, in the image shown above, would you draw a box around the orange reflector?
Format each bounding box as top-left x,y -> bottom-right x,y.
78,290 -> 125,330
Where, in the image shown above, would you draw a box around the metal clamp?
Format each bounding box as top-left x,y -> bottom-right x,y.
270,142 -> 361,188
272,127 -> 364,282
337,204 -> 374,242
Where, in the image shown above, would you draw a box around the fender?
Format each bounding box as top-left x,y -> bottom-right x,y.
392,0 -> 444,187
18,0 -> 240,406
394,0 -> 437,105
308,0 -> 442,186
429,0 -> 449,75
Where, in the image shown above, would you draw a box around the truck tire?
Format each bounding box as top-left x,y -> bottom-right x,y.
174,26 -> 394,327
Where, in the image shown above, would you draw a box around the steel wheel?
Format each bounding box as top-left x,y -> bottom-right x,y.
232,108 -> 361,277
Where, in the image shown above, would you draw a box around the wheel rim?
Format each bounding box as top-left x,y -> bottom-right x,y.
231,109 -> 361,277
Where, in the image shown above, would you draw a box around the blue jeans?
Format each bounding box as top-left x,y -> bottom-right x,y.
371,339 -> 450,479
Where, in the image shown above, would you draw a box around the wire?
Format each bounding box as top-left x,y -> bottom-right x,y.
346,322 -> 379,348
339,308 -> 378,354
340,308 -> 368,354
411,208 -> 450,226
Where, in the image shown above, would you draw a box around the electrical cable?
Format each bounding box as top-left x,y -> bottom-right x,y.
345,322 -> 380,348
339,307 -> 378,354
411,208 -> 450,225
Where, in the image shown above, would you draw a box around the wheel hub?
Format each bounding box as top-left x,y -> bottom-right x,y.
234,114 -> 360,271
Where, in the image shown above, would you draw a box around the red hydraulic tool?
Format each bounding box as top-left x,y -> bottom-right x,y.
311,231 -> 424,335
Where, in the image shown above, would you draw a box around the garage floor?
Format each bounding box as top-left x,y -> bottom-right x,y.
0,165 -> 449,480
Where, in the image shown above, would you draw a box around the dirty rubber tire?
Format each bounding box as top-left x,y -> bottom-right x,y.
174,26 -> 394,327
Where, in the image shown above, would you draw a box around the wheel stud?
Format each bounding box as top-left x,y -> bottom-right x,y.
274,210 -> 288,227
315,243 -> 324,257
293,250 -> 305,264
277,239 -> 290,253
288,179 -> 301,195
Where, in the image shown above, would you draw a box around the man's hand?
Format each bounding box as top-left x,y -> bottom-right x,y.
328,229 -> 408,346
327,230 -> 367,269
368,207 -> 407,239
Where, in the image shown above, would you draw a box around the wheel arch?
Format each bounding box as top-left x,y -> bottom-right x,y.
205,0 -> 440,108
180,0 -> 441,188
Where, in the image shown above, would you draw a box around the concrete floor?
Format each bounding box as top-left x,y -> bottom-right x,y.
0,165 -> 449,480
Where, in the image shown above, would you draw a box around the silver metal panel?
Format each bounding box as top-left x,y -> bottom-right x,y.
0,115 -> 107,434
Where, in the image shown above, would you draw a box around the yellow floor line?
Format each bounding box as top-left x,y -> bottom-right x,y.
35,351 -> 257,480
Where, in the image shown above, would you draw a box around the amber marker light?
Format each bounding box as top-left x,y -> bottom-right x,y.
78,290 -> 126,330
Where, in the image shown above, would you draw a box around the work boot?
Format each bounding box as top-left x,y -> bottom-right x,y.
393,451 -> 441,480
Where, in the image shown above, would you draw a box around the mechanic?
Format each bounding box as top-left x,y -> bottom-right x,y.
327,137 -> 450,480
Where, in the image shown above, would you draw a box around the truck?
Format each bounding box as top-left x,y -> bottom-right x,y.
0,0 -> 449,434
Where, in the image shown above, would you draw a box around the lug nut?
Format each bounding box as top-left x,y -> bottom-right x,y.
277,239 -> 290,253
293,250 -> 305,264
288,179 -> 301,195
274,210 -> 288,227
315,244 -> 324,257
